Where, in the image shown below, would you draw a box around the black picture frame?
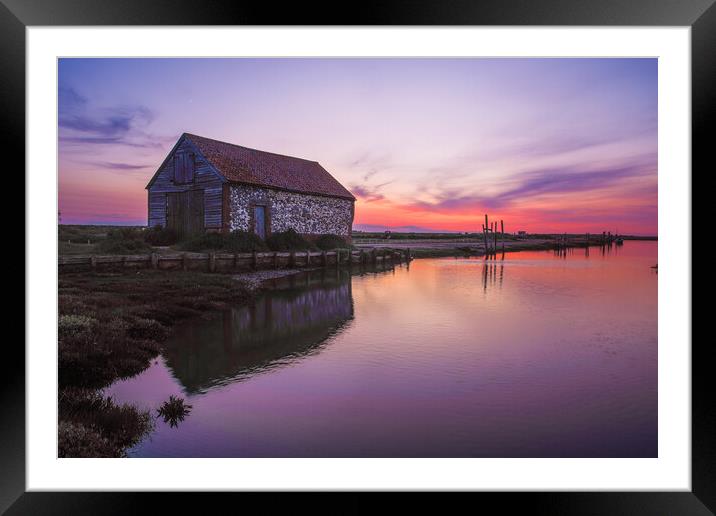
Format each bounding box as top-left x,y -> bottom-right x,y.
6,1 -> 709,514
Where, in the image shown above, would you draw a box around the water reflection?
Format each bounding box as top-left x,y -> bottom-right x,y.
482,261 -> 504,291
105,242 -> 657,458
164,269 -> 354,393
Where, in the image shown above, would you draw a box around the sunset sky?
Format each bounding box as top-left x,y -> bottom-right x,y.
58,58 -> 657,235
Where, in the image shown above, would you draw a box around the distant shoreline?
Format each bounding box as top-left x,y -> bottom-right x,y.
58,223 -> 658,241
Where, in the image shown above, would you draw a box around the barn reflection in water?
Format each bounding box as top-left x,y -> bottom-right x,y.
163,269 -> 354,393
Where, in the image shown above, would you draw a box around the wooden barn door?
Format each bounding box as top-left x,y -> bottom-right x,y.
254,205 -> 267,239
166,190 -> 204,239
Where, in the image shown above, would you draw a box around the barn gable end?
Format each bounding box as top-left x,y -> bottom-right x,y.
146,136 -> 226,232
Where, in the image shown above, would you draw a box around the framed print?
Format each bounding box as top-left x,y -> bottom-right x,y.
6,0 -> 711,513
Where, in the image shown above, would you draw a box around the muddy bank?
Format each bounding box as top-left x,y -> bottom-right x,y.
232,268 -> 318,291
354,237 -> 631,258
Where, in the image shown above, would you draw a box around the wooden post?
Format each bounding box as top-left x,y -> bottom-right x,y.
322,250 -> 327,267
151,253 -> 159,270
234,252 -> 239,270
372,248 -> 377,264
273,251 -> 278,269
182,253 -> 188,271
90,255 -> 97,271
482,223 -> 489,256
252,251 -> 258,270
493,223 -> 498,253
336,250 -> 341,269
500,220 -> 505,251
306,250 -> 311,267
406,248 -> 411,261
209,252 -> 216,272
289,251 -> 295,268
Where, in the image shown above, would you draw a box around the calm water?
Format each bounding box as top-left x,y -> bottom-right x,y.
106,241 -> 658,457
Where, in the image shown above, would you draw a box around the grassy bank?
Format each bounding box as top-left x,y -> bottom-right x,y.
58,270 -> 254,457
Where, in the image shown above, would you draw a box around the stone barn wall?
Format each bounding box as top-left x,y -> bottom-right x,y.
229,185 -> 354,238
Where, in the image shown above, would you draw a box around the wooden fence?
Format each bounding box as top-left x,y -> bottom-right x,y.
58,248 -> 412,274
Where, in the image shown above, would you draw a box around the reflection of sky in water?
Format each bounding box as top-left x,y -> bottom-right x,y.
105,241 -> 657,458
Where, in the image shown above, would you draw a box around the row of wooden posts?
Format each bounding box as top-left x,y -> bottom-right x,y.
554,231 -> 622,257
556,231 -> 620,248
482,214 -> 505,258
58,248 -> 413,273
481,213 -> 623,259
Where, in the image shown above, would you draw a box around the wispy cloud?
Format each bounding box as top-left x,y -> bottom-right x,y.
404,160 -> 655,213
82,161 -> 154,177
351,180 -> 394,203
61,135 -> 163,148
58,86 -> 87,111
59,87 -> 162,149
93,161 -> 152,170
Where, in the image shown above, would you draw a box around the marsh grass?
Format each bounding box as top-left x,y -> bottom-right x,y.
58,270 -> 254,456
179,230 -> 268,253
58,389 -> 154,457
315,234 -> 349,250
157,396 -> 193,428
266,229 -> 314,251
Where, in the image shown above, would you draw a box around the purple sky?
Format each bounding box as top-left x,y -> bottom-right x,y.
58,58 -> 657,234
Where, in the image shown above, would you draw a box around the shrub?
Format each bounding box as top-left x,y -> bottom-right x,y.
58,390 -> 154,457
224,231 -> 269,252
266,229 -> 314,251
96,239 -> 152,254
125,318 -> 169,341
144,225 -> 178,246
96,227 -> 152,254
58,421 -> 115,458
58,314 -> 96,340
315,234 -> 349,250
179,230 -> 268,253
157,396 -> 193,428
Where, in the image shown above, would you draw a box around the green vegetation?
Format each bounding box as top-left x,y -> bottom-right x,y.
157,396 -> 193,428
94,227 -> 152,254
59,224 -> 126,244
58,270 -> 254,456
315,234 -> 350,250
266,229 -> 314,251
58,389 -> 154,458
179,230 -> 268,253
144,225 -> 179,246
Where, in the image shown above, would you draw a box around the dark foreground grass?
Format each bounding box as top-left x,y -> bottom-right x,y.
58,270 -> 254,456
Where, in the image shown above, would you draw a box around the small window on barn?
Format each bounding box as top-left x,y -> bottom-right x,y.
173,152 -> 195,184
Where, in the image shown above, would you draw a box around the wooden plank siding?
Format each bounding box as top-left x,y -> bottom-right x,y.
147,138 -> 225,230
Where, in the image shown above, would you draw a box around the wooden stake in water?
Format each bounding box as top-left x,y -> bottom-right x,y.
482,223 -> 489,258
493,222 -> 498,254
500,220 -> 505,252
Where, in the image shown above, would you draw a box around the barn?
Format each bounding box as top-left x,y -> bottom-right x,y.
146,133 -> 355,241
